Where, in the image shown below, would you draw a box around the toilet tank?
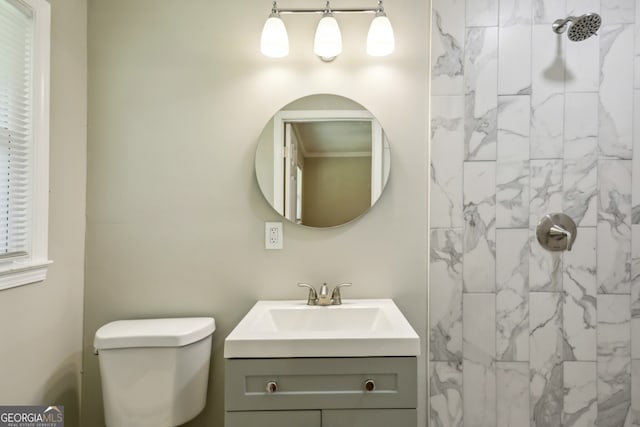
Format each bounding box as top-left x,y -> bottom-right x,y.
94,317 -> 215,427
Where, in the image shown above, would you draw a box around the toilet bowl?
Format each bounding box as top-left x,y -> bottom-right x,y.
94,317 -> 215,427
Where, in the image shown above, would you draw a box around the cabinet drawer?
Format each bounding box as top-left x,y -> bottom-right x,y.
225,357 -> 416,411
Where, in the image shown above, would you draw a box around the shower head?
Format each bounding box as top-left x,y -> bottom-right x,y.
552,13 -> 601,41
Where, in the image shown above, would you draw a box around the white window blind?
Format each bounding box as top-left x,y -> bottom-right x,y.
0,0 -> 33,261
0,0 -> 50,291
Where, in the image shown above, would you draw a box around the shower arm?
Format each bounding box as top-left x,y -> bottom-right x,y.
552,17 -> 575,34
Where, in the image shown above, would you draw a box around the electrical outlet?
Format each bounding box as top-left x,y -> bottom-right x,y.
265,221 -> 283,250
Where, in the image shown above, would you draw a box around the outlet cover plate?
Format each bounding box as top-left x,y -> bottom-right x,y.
265,221 -> 283,250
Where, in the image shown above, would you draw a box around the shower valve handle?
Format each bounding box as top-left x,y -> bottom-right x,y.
548,224 -> 573,251
536,213 -> 577,252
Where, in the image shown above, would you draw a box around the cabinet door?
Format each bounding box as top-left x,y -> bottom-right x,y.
226,410 -> 321,427
322,409 -> 416,427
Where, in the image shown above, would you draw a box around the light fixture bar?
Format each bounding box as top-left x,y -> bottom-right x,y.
261,1 -> 394,60
276,8 -> 381,13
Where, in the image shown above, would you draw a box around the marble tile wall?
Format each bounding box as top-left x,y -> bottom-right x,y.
429,0 -> 639,425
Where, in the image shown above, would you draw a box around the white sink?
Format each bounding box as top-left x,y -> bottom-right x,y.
224,299 -> 420,358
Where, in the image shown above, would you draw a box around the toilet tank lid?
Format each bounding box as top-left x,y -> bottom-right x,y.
94,317 -> 215,350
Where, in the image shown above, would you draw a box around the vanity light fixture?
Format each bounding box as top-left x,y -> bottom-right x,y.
260,1 -> 394,61
313,4 -> 342,61
260,4 -> 289,58
366,6 -> 394,56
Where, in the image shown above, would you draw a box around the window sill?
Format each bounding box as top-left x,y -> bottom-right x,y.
0,260 -> 53,292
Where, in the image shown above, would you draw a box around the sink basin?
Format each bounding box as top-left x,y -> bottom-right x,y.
224,299 -> 420,358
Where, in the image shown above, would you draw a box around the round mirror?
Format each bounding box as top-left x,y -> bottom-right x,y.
255,94 -> 391,228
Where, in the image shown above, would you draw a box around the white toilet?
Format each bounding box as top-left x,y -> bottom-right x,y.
94,317 -> 216,427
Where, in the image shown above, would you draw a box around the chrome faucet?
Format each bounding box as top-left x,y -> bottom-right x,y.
297,282 -> 352,305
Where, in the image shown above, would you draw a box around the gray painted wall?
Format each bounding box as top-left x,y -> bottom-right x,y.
84,1 -> 429,426
0,0 -> 87,426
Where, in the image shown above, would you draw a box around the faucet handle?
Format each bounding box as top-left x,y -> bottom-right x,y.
331,283 -> 352,305
297,283 -> 318,305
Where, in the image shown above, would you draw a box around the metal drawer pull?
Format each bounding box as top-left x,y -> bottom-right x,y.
266,381 -> 278,393
364,379 -> 376,392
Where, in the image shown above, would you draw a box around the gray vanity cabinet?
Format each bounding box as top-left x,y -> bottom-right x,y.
226,410 -> 320,426
323,409 -> 417,426
225,357 -> 417,427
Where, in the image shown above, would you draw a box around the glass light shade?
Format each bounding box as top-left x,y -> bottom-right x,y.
366,14 -> 395,56
261,15 -> 289,58
313,13 -> 342,60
